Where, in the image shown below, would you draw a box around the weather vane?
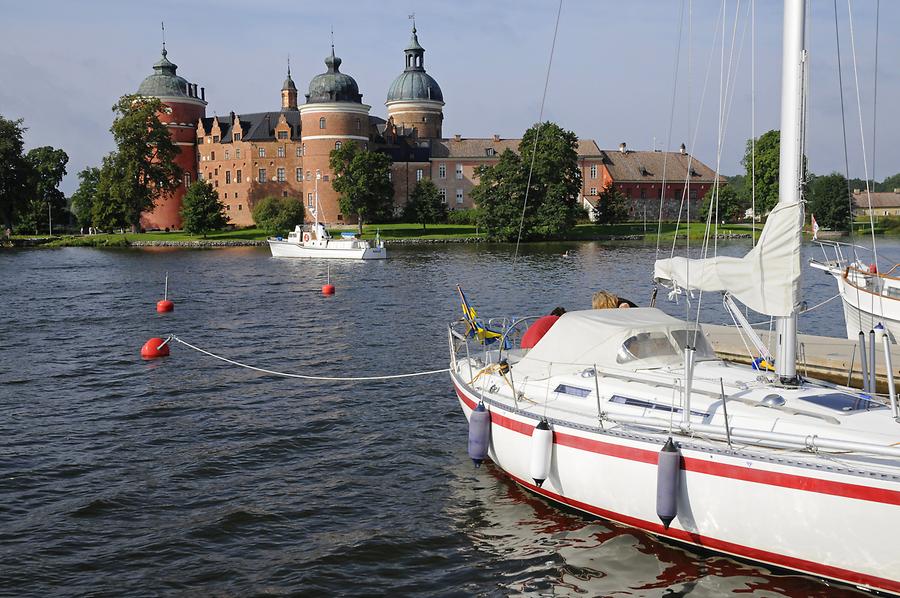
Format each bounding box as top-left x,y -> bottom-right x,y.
161,21 -> 166,51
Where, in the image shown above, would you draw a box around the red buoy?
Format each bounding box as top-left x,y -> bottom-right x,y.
141,337 -> 170,359
322,284 -> 335,296
156,299 -> 174,313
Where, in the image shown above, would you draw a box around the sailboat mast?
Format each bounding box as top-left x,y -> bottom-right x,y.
774,0 -> 807,384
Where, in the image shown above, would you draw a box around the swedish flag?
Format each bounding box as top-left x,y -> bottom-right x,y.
457,285 -> 506,345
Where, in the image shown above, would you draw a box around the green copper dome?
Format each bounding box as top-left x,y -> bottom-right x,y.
137,47 -> 191,98
305,48 -> 362,104
386,26 -> 443,103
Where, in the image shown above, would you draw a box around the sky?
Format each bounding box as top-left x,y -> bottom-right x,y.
1,0 -> 897,195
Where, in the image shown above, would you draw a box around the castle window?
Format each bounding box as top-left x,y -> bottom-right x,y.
296,146 -> 302,157
225,149 -> 231,160
388,171 -> 392,182
214,179 -> 218,188
590,187 -> 597,196
416,169 -> 423,181
206,137 -> 211,144
337,214 -> 343,221
456,189 -> 464,204
306,171 -> 311,181
455,163 -> 463,179
198,172 -> 204,181
233,133 -> 241,141
236,148 -> 241,159
183,173 -> 191,187
590,164 -> 598,179
226,171 -> 232,184
422,116 -> 427,122
235,192 -> 239,198
277,167 -> 285,182
226,204 -> 231,211
236,170 -> 242,183
258,147 -> 266,158
322,175 -> 329,182
277,146 -> 285,158
238,204 -> 242,210
224,193 -> 228,199
213,135 -> 220,143
356,118 -> 361,131
296,168 -> 302,182
302,143 -> 307,156
319,117 -> 326,129
438,163 -> 446,179
485,148 -> 495,157
277,131 -> 288,140
283,191 -> 288,197
335,141 -> 342,150
640,188 -> 646,200
197,137 -> 204,145
211,151 -> 215,161
259,168 -> 267,183
307,193 -> 314,207
439,188 -> 447,204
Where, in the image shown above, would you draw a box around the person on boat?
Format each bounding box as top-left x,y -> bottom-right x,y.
521,307 -> 566,349
591,290 -> 637,309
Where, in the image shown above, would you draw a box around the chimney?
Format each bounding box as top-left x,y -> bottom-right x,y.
454,134 -> 462,142
679,143 -> 686,155
230,111 -> 236,123
492,134 -> 500,142
201,87 -> 206,101
619,142 -> 627,154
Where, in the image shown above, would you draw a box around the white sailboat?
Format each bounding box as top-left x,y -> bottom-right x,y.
266,170 -> 387,260
448,2 -> 900,594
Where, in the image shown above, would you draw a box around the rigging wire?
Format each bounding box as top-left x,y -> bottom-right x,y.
750,0 -> 756,246
513,0 -> 563,263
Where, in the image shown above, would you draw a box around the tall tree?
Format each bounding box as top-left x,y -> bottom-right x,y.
251,196 -> 305,235
474,121 -> 582,241
92,153 -> 129,231
70,167 -> 101,229
700,183 -> 748,223
330,141 -> 394,233
742,129 -> 780,214
593,184 -> 629,224
807,172 -> 852,230
180,181 -> 229,237
104,95 -> 182,231
21,146 -> 68,234
403,179 -> 447,229
880,173 -> 900,193
0,115 -> 31,231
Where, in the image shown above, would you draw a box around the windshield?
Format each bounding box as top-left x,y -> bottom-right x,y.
616,328 -> 716,365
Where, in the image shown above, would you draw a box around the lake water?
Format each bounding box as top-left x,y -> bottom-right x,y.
2,240 -> 892,596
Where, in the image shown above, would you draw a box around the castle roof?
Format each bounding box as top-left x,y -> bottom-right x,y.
600,148 -> 717,183
306,47 -> 363,104
387,25 -> 443,104
430,138 -> 602,159
200,111 -> 301,142
137,47 -> 196,99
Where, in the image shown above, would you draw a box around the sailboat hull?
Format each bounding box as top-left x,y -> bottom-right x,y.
453,374 -> 900,595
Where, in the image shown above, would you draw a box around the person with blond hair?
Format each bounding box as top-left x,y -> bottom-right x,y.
592,290 -> 637,309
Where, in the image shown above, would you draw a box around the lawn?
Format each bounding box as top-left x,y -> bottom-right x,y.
570,221 -> 759,241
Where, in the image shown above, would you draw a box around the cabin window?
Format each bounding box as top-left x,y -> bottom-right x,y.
553,384 -> 591,398
799,393 -> 887,412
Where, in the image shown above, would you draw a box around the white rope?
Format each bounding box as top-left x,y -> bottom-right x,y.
166,335 -> 449,381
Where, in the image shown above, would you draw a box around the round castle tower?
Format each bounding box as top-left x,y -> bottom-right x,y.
385,25 -> 444,140
299,46 -> 370,224
136,44 -> 207,230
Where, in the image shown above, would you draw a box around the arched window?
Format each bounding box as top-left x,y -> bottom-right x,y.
319,117 -> 326,129
335,141 -> 342,150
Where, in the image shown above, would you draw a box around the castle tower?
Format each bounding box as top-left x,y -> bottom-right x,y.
385,24 -> 444,139
281,61 -> 298,111
136,43 -> 207,230
299,45 -> 371,224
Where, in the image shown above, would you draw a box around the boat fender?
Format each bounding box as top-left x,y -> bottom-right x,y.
656,437 -> 681,530
467,402 -> 491,466
529,420 -> 553,487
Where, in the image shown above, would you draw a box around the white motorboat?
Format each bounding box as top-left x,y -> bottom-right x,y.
448,2 -> 900,594
267,223 -> 386,260
810,241 -> 900,342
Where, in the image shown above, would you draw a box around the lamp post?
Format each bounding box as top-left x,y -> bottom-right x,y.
48,202 -> 53,237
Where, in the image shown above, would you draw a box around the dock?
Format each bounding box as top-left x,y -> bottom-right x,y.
703,324 -> 900,391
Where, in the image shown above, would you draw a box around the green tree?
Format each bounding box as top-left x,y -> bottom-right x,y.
742,129 -> 780,214
403,179 -> 447,229
0,115 -> 31,231
92,153 -> 129,231
807,172 -> 852,230
330,141 -> 394,233
879,173 -> 900,193
593,184 -> 629,224
473,121 -> 582,241
251,196 -> 305,235
70,167 -> 101,229
700,183 -> 748,222
20,146 -> 69,234
100,95 -> 182,231
180,181 -> 229,237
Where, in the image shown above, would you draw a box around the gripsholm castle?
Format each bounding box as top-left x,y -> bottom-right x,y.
135,25 -> 716,230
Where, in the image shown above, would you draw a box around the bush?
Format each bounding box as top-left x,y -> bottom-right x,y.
252,196 -> 305,235
447,208 -> 480,225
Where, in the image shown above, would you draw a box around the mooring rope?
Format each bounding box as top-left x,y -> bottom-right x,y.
162,335 -> 449,381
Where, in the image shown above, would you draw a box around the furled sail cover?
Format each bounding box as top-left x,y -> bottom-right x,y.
653,199 -> 802,317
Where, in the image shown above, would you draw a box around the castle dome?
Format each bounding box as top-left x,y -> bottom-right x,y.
305,47 -> 362,104
137,47 -> 191,98
386,25 -> 443,104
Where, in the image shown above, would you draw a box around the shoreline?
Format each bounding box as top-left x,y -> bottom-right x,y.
4,232 -> 758,249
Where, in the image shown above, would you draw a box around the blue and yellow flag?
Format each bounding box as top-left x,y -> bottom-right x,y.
457,285 -> 505,345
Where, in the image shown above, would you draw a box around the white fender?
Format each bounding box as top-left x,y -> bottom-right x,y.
529,420 -> 553,487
